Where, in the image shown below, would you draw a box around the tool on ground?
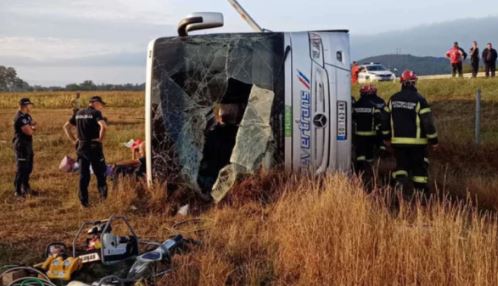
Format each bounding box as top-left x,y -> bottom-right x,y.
1,216 -> 199,286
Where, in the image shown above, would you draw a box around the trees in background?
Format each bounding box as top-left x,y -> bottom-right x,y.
0,65 -> 30,92
63,81 -> 144,91
0,66 -> 145,92
66,80 -> 97,91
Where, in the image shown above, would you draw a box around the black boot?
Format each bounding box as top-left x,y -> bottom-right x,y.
99,185 -> 108,200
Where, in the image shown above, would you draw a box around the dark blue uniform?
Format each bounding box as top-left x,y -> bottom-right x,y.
69,107 -> 107,206
353,93 -> 386,172
13,111 -> 34,196
382,85 -> 438,192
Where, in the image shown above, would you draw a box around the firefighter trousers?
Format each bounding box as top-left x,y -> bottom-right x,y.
392,145 -> 429,192
354,135 -> 377,173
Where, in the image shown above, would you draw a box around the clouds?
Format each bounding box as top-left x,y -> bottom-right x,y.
0,0 -> 182,84
352,17 -> 498,60
0,37 -> 118,60
1,0 -> 497,85
15,66 -> 145,86
2,0 -> 173,24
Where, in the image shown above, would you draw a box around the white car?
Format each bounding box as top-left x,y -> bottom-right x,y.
358,63 -> 396,83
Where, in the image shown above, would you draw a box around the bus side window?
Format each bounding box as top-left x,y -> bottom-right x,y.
336,51 -> 343,62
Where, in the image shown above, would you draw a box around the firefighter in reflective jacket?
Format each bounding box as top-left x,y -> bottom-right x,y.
381,70 -> 438,192
353,84 -> 385,172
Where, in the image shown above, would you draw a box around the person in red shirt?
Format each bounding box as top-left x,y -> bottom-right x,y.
351,61 -> 361,84
446,42 -> 467,77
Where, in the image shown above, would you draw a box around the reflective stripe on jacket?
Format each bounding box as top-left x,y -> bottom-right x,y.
353,94 -> 385,137
381,85 -> 438,146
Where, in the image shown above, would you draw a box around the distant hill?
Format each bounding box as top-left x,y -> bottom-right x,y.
352,17 -> 498,60
358,54 -> 451,75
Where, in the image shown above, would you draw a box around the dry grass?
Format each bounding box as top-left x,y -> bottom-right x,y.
356,78 -> 498,209
0,91 -> 144,109
154,174 -> 498,285
1,82 -> 498,285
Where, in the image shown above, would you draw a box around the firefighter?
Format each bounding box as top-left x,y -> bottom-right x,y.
63,96 -> 108,207
381,70 -> 438,193
13,98 -> 37,197
353,84 -> 385,174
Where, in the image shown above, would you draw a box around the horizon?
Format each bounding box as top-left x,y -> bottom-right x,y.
1,0 -> 497,86
10,53 -> 460,88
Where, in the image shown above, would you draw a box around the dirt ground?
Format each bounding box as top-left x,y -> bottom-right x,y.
1,81 -> 498,285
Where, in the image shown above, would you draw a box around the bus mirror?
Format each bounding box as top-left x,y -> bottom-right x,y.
177,12 -> 224,37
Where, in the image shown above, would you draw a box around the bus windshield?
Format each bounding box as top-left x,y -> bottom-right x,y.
148,33 -> 285,200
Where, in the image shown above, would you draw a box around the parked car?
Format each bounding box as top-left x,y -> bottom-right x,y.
358,63 -> 396,83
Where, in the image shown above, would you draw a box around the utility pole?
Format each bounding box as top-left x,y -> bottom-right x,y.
475,88 -> 481,145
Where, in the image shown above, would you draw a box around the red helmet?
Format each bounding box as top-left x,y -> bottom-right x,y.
360,84 -> 377,95
400,70 -> 417,84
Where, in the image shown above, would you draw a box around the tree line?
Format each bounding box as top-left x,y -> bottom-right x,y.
0,65 -> 145,92
0,66 -> 30,92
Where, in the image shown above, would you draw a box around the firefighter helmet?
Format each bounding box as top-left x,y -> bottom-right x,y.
400,70 -> 417,84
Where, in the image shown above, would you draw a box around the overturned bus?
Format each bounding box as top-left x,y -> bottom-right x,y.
145,14 -> 352,202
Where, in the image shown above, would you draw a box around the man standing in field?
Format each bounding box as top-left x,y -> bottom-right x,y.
382,70 -> 438,194
71,92 -> 82,115
63,96 -> 108,207
13,98 -> 37,197
482,43 -> 497,78
469,41 -> 480,78
446,42 -> 467,77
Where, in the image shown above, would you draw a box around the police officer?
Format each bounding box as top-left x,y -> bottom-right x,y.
13,98 -> 37,197
353,84 -> 385,174
381,70 -> 438,193
63,96 -> 108,207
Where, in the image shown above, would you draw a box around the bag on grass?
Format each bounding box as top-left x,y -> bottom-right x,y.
59,156 -> 76,172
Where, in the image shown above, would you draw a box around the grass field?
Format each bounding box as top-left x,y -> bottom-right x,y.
1,78 -> 498,285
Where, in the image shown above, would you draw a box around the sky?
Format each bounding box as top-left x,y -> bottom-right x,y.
1,0 -> 497,86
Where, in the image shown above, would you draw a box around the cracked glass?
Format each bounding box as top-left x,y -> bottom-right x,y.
150,33 -> 285,200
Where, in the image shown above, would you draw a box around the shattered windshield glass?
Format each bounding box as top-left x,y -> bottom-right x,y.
150,33 -> 285,201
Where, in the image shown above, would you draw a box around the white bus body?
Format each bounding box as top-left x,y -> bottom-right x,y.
145,31 -> 352,197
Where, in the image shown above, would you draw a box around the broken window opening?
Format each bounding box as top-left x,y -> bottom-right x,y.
149,33 -> 285,200
197,78 -> 252,194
